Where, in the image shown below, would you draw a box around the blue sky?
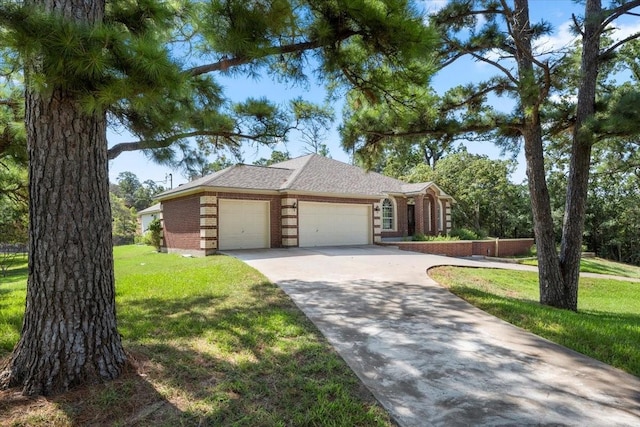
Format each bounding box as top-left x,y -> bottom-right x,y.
107,0 -> 638,188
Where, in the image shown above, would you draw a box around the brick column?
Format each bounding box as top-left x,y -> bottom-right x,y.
281,197 -> 298,247
415,194 -> 425,235
430,195 -> 437,235
373,201 -> 382,242
158,205 -> 165,252
199,195 -> 217,255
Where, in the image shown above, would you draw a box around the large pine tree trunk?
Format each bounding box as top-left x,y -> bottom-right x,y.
0,0 -> 126,396
511,0 -> 567,308
522,126 -> 565,306
559,0 -> 602,312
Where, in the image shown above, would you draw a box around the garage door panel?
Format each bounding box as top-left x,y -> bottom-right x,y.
219,200 -> 270,250
299,202 -> 371,247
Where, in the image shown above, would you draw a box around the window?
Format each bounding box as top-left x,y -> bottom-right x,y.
382,198 -> 394,230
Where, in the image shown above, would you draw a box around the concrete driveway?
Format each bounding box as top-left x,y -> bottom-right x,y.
225,245 -> 640,426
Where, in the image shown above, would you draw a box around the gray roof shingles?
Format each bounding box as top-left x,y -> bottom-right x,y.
156,154 -> 451,199
273,154 -> 406,195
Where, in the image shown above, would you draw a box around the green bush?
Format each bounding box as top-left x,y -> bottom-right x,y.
411,233 -> 460,242
145,218 -> 162,251
450,228 -> 481,240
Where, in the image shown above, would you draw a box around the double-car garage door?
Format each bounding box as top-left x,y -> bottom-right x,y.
299,202 -> 371,247
218,199 -> 372,250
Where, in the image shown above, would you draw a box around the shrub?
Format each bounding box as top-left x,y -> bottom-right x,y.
411,233 -> 460,242
146,218 -> 162,251
450,228 -> 480,240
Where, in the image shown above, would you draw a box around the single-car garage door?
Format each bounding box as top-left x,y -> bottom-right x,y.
299,202 -> 371,247
219,199 -> 270,250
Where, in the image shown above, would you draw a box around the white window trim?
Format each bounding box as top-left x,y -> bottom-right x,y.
381,198 -> 397,232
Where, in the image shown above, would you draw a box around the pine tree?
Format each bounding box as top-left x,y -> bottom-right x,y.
341,0 -> 640,311
0,0 -> 435,395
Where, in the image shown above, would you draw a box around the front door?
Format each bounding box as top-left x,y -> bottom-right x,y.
407,204 -> 415,236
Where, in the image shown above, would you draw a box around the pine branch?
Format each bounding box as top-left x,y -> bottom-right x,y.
438,50 -> 467,69
592,161 -> 640,177
599,32 -> 640,60
469,51 -> 519,84
571,14 -> 584,37
360,122 -> 500,140
186,31 -> 358,77
108,130 -> 275,160
442,82 -> 514,111
601,0 -> 640,29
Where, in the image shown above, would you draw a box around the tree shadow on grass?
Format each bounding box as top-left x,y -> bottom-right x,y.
1,278 -> 391,425
580,258 -> 637,277
0,253 -> 28,280
451,286 -> 640,377
0,356 -> 187,426
0,281 -> 392,425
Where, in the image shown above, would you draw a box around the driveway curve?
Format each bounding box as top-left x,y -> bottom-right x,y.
225,245 -> 640,426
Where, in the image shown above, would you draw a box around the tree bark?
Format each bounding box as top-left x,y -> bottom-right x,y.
511,0 -> 566,307
559,0 -> 602,311
0,0 -> 126,396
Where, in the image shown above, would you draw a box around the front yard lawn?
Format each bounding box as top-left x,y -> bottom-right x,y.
429,266 -> 640,377
0,245 -> 392,426
520,257 -> 640,279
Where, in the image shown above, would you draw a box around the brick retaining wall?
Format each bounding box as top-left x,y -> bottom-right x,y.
380,238 -> 535,258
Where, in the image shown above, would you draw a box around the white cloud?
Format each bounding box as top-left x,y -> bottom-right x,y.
534,21 -> 579,56
422,0 -> 449,14
535,18 -> 640,56
607,20 -> 640,44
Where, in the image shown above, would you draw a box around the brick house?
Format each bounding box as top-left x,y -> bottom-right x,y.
155,154 -> 454,255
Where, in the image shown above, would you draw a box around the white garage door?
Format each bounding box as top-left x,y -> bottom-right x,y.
218,200 -> 270,250
299,202 -> 371,247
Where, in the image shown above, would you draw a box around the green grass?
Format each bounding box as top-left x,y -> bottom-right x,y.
520,256 -> 640,279
0,254 -> 28,353
429,266 -> 640,377
1,245 -> 392,426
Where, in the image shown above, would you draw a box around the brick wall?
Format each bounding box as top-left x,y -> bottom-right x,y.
473,241 -> 495,257
162,194 -> 201,251
382,238 -> 535,258
495,238 -> 535,257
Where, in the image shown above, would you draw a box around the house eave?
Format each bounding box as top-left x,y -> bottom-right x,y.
155,185 -> 281,201
280,190 -> 385,200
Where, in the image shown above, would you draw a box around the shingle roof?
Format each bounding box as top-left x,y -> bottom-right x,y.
137,203 -> 161,215
156,154 -> 453,200
272,154 -> 406,195
156,164 -> 291,198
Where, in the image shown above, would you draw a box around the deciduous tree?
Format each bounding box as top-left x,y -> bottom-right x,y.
402,150 -> 531,238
